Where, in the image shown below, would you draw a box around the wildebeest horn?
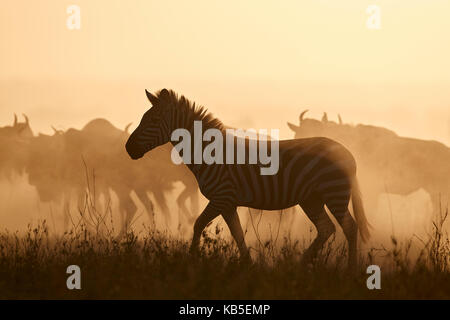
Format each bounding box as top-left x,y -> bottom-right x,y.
124,122 -> 132,134
14,113 -> 18,126
51,126 -> 63,134
299,110 -> 309,123
322,112 -> 328,123
22,114 -> 29,124
338,114 -> 343,125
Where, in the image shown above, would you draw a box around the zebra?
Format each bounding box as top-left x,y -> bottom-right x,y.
125,89 -> 371,268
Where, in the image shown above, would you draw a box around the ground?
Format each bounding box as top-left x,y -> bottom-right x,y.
0,211 -> 448,299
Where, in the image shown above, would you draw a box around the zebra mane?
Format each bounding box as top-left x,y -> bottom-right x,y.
157,89 -> 225,132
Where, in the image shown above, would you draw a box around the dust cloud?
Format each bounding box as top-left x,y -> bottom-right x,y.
1,1 -> 449,258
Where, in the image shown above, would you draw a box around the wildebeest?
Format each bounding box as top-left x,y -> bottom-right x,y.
0,114 -> 33,139
287,111 -> 450,219
0,115 -> 33,180
25,120 -> 161,234
126,89 -> 370,267
23,118 -> 199,235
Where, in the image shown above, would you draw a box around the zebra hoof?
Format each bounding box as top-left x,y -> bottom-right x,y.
189,245 -> 200,257
239,253 -> 252,266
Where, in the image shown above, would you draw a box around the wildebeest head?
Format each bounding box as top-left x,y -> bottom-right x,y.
287,110 -> 334,138
0,114 -> 34,179
126,89 -> 172,160
0,114 -> 34,139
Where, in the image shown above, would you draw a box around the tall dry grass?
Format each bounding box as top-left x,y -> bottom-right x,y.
0,164 -> 448,299
0,201 -> 448,299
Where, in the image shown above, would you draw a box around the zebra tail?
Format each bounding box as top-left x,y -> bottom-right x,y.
351,176 -> 371,243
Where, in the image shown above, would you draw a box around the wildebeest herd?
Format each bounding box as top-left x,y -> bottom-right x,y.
287,111 -> 450,219
1,114 -> 200,237
1,97 -> 449,253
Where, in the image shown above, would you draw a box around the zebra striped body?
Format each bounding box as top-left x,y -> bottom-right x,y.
187,137 -> 355,211
126,89 -> 370,268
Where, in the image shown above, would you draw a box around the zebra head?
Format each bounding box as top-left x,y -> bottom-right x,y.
126,89 -> 172,160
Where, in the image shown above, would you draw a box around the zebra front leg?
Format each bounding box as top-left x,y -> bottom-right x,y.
189,201 -> 221,254
222,209 -> 250,260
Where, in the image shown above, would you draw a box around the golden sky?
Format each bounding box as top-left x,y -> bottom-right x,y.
0,0 -> 449,144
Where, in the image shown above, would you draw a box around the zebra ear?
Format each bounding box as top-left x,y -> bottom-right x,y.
145,89 -> 158,105
159,88 -> 169,101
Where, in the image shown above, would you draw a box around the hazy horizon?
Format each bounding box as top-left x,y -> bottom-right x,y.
1,1 -> 449,145
0,78 -> 449,147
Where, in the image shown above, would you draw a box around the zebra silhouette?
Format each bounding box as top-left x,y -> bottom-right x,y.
126,89 -> 370,268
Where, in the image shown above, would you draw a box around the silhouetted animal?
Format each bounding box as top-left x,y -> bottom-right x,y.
287,111 -> 450,217
24,118 -> 199,236
76,119 -> 200,233
25,120 -> 172,235
126,89 -> 370,267
143,143 -> 200,229
0,114 -> 33,180
26,130 -> 87,228
0,114 -> 33,139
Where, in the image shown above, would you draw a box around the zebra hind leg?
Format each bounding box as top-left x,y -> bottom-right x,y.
326,202 -> 358,269
299,198 -> 336,266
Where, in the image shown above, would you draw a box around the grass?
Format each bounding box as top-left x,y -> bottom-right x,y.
0,204 -> 448,299
0,167 -> 449,299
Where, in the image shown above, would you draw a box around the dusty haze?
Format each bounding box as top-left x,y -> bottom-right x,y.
0,1 -> 449,248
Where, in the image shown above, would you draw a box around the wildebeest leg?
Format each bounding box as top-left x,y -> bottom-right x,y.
135,189 -> 156,228
430,191 -> 445,216
176,186 -> 189,213
63,199 -> 71,231
285,206 -> 298,234
116,192 -> 137,239
189,201 -> 221,253
177,186 -> 196,229
190,189 -> 200,223
62,190 -> 74,232
300,197 -> 336,265
222,209 -> 250,259
152,188 -> 171,229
